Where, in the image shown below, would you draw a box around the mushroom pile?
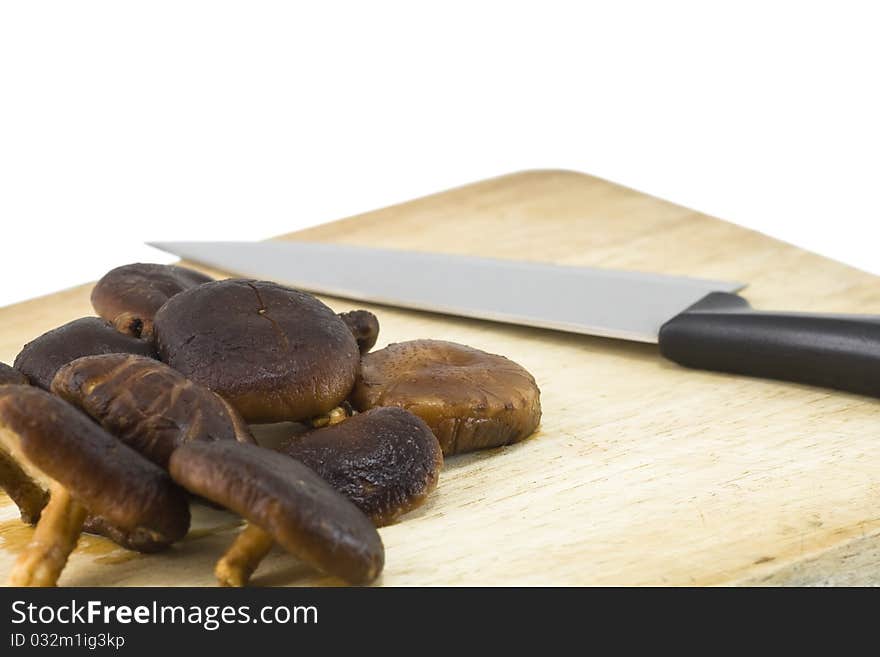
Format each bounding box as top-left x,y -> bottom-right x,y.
0,261 -> 542,587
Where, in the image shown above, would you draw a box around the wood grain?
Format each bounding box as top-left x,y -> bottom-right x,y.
3,169 -> 880,586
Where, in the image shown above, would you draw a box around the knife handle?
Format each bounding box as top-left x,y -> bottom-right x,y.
658,292 -> 880,397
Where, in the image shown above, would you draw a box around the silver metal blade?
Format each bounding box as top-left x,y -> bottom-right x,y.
147,240 -> 745,343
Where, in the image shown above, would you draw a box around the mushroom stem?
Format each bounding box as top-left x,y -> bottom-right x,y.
0,451 -> 49,524
310,404 -> 352,428
215,523 -> 274,587
7,482 -> 87,586
111,312 -> 149,339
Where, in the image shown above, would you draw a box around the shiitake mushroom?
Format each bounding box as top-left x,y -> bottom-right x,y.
0,362 -> 28,386
281,407 -> 442,526
339,310 -> 380,354
0,363 -> 37,521
52,354 -> 254,468
2,257 -> 548,586
153,279 -> 360,424
0,386 -> 190,586
0,377 -> 48,524
351,339 -> 542,455
0,370 -> 47,525
1,359 -> 183,548
3,352 -> 255,554
0,455 -> 47,524
91,263 -> 213,338
13,317 -> 155,390
169,441 -> 384,586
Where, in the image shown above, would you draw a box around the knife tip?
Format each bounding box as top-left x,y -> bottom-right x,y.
146,241 -> 177,254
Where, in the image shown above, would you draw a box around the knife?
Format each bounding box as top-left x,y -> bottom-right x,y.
148,240 -> 880,398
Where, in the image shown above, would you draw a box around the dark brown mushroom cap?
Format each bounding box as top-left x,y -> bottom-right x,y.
13,317 -> 156,390
153,280 -> 360,424
52,354 -> 254,468
81,515 -> 178,553
0,385 -> 190,547
339,310 -> 380,354
0,362 -> 28,386
91,263 -> 213,338
169,441 -> 384,584
281,407 -> 442,526
351,339 -> 542,455
0,447 -> 47,524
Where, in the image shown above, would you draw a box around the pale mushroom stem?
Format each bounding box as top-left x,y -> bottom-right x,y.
111,312 -> 147,339
7,481 -> 87,586
0,451 -> 49,524
310,406 -> 351,428
215,523 -> 274,587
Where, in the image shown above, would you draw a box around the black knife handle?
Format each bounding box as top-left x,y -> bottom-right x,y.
658,292 -> 880,397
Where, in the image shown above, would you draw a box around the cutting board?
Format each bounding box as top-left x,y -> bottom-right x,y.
3,169 -> 880,586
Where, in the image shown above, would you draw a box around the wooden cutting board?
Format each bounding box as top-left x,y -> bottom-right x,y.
3,169 -> 880,586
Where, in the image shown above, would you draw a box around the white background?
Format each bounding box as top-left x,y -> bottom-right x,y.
1,1 -> 877,309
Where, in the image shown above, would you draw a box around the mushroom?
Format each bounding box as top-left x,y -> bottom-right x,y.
79,515 -> 185,553
0,440 -> 48,524
153,279 -> 360,424
0,362 -> 28,385
351,339 -> 542,455
309,401 -> 354,428
339,309 -> 380,354
91,263 -> 213,339
281,407 -> 443,526
0,385 -> 190,586
0,364 -> 45,523
13,317 -> 155,390
0,474 -> 177,553
168,441 -> 384,586
0,456 -> 169,552
52,353 -> 254,468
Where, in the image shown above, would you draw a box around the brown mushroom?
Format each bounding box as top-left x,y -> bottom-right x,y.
339,310 -> 380,354
91,263 -> 213,339
168,441 -> 384,586
52,354 -> 254,468
0,459 -> 176,553
281,407 -> 442,526
351,339 -> 542,455
0,363 -> 44,522
0,360 -> 186,549
0,368 -> 69,526
13,317 -> 155,390
0,446 -> 48,524
0,471 -> 174,553
0,362 -> 28,386
0,385 -> 190,586
309,401 -> 354,428
79,515 -> 184,553
153,279 -> 360,423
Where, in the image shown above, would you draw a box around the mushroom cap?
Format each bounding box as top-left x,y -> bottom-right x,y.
81,515 -> 179,553
0,385 -> 190,546
52,354 -> 254,468
91,263 -> 213,337
0,362 -> 28,386
351,340 -> 542,455
339,310 -> 380,354
13,317 -> 156,390
0,445 -> 48,524
153,279 -> 360,423
168,441 -> 384,584
281,407 -> 442,526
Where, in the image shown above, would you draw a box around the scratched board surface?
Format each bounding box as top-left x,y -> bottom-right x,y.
3,170 -> 880,586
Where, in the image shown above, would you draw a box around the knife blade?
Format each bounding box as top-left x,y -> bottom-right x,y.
148,240 -> 880,399
147,240 -> 744,343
